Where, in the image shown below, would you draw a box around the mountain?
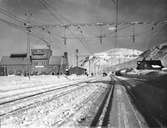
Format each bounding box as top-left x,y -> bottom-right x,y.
111,42 -> 167,71
81,42 -> 167,74
139,42 -> 167,66
81,48 -> 142,73
96,48 -> 142,65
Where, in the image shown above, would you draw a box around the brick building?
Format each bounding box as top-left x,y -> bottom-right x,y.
0,54 -> 29,75
0,49 -> 68,76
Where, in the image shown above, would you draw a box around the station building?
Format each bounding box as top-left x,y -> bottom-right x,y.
0,48 -> 68,76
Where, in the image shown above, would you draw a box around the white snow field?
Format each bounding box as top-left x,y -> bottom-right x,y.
0,75 -> 111,128
0,75 -> 88,91
0,75 -> 89,98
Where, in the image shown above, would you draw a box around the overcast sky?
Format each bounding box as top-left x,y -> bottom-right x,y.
0,0 -> 167,60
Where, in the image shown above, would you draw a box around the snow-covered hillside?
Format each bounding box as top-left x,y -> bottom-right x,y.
109,42 -> 167,71
139,42 -> 167,66
81,48 -> 142,74
95,48 -> 142,65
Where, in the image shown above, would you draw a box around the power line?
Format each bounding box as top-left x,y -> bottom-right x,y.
68,27 -> 92,54
0,17 -> 52,48
0,7 -> 51,47
41,0 -> 72,23
38,0 -> 64,24
38,0 -> 93,54
0,7 -> 27,25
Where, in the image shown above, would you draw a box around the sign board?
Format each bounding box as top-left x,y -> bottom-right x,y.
31,49 -> 52,60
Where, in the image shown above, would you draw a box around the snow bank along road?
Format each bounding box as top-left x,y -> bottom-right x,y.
92,75 -> 149,128
116,75 -> 167,128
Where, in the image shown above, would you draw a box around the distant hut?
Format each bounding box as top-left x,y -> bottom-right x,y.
137,58 -> 163,70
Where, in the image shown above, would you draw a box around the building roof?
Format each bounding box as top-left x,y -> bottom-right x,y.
10,53 -> 27,58
0,56 -> 29,65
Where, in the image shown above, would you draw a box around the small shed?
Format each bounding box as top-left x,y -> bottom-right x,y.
137,59 -> 163,70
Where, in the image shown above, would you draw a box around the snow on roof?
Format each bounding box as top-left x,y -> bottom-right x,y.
159,42 -> 167,49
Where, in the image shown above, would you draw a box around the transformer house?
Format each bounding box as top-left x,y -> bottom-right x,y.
137,59 -> 164,70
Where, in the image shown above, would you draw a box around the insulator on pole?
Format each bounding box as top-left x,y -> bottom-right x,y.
100,37 -> 102,45
63,37 -> 66,45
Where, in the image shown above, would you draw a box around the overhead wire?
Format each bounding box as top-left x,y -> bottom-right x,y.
42,0 -> 72,23
0,16 -> 52,48
0,4 -> 55,48
36,0 -> 167,53
38,0 -> 93,54
38,0 -> 72,49
16,0 -> 45,25
38,0 -> 64,24
12,0 -> 64,48
0,17 -> 25,29
0,7 -> 27,25
68,27 -> 92,54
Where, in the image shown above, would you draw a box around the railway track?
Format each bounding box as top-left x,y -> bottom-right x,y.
57,84 -> 108,127
1,77 -> 111,128
0,78 -> 93,103
0,79 -> 95,118
85,75 -> 148,128
2,75 -> 159,128
46,78 -> 115,128
90,81 -> 115,127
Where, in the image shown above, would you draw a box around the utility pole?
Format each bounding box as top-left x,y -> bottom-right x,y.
89,59 -> 91,76
97,24 -> 105,45
25,11 -> 32,79
97,34 -> 105,45
62,25 -> 68,45
62,25 -> 69,71
75,49 -> 79,67
115,0 -> 118,48
131,23 -> 135,57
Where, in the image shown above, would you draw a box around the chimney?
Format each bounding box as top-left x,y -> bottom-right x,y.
64,52 -> 68,59
64,52 -> 68,66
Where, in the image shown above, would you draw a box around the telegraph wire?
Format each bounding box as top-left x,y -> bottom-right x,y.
38,0 -> 64,24
16,0 -> 65,49
38,0 -> 93,54
16,0 -> 45,26
41,0 -> 72,23
0,7 -> 27,25
0,17 -> 52,48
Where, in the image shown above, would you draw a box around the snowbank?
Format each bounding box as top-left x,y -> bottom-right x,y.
0,75 -> 88,91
